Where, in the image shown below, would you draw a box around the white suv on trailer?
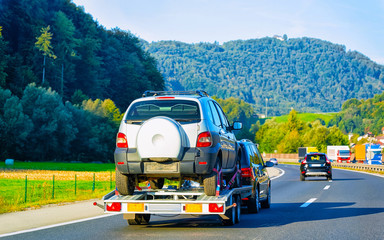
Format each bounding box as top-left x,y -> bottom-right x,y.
114,90 -> 243,196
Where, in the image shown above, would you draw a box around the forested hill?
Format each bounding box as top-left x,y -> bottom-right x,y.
144,38 -> 384,115
0,0 -> 164,110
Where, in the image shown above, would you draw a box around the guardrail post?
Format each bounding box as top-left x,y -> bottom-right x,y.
75,174 -> 77,195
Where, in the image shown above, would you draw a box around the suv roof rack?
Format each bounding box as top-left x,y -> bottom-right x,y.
142,90 -> 209,98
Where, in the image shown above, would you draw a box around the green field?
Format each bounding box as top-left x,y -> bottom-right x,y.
0,175 -> 114,213
0,161 -> 115,172
272,112 -> 337,125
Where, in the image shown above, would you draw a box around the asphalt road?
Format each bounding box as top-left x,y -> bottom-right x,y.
2,165 -> 384,240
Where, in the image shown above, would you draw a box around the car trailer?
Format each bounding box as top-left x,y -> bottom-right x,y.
96,185 -> 256,226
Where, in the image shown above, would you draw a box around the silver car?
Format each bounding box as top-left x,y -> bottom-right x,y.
114,91 -> 243,196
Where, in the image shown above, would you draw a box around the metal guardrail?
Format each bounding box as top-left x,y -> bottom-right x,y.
331,163 -> 384,172
277,158 -> 384,173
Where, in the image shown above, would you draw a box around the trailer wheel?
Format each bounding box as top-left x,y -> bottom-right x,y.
260,184 -> 271,209
127,214 -> 151,225
204,158 -> 222,196
247,187 -> 260,213
149,178 -> 165,190
221,195 -> 236,226
116,171 -> 135,195
235,195 -> 241,223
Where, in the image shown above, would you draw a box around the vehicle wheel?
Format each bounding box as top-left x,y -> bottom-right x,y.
260,184 -> 271,209
127,214 -> 151,225
116,170 -> 135,195
247,187 -> 260,213
327,175 -> 332,181
235,195 -> 241,223
149,178 -> 165,190
300,174 -> 305,181
221,195 -> 236,226
204,158 -> 222,196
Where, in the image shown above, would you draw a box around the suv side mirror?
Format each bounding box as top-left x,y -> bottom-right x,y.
265,161 -> 274,167
232,121 -> 243,130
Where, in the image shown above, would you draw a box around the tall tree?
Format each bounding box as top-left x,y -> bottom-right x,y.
35,25 -> 56,85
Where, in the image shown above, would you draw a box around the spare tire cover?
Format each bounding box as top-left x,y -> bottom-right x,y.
137,116 -> 186,160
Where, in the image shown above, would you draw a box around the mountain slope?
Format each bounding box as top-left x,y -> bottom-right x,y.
144,38 -> 384,115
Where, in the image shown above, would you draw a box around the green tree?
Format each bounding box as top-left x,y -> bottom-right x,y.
35,25 -> 57,85
52,11 -> 78,97
21,84 -> 77,161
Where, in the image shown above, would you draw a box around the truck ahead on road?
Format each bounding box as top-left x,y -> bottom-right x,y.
298,147 -> 319,161
327,146 -> 351,163
355,144 -> 366,163
365,144 -> 382,165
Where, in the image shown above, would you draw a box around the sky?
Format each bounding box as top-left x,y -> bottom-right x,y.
72,0 -> 384,65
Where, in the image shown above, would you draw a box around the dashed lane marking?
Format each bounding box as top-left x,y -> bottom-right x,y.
300,198 -> 317,208
324,185 -> 331,190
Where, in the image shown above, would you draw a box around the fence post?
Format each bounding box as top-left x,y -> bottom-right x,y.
25,175 -> 28,203
75,174 -> 77,195
92,173 -> 95,192
110,171 -> 112,189
52,175 -> 55,199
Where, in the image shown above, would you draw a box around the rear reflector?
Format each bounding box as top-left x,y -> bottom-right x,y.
117,162 -> 124,165
209,203 -> 224,212
128,203 -> 144,212
199,161 -> 207,165
106,202 -> 121,212
185,204 -> 202,213
301,171 -> 306,174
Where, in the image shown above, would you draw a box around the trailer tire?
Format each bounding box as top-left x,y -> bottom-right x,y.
221,195 -> 236,226
247,187 -> 260,213
203,158 -> 222,196
116,171 -> 135,195
127,214 -> 151,225
149,178 -> 165,190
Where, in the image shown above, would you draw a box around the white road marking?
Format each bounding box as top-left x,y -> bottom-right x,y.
0,213 -> 121,238
300,198 -> 317,208
324,185 -> 331,190
270,168 -> 285,180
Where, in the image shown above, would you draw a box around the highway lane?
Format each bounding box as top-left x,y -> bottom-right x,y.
2,165 -> 384,240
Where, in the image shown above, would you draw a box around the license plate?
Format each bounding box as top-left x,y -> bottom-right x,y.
310,164 -> 322,167
145,162 -> 179,173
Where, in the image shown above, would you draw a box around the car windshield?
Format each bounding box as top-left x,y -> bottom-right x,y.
125,100 -> 201,123
339,150 -> 350,156
307,154 -> 327,163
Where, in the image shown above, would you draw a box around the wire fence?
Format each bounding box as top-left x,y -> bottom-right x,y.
0,171 -> 115,213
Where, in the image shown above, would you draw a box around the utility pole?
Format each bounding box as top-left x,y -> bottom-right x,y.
265,98 -> 268,118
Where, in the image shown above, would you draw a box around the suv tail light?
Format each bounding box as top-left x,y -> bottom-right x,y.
301,157 -> 307,165
116,132 -> 128,148
196,132 -> 212,147
241,167 -> 252,178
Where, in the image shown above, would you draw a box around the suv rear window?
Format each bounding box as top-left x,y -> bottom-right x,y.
125,100 -> 201,123
307,154 -> 327,163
